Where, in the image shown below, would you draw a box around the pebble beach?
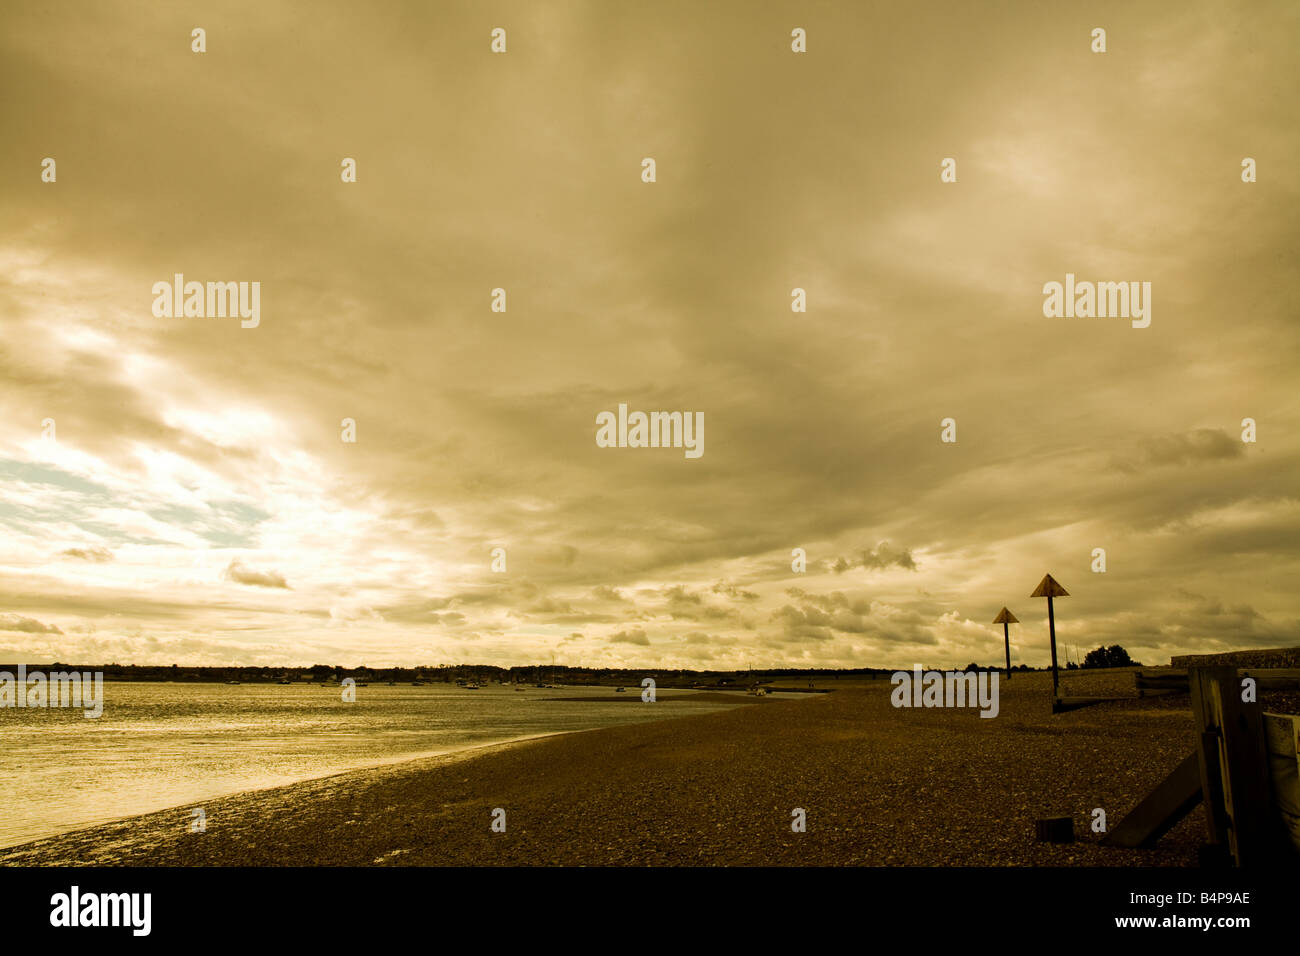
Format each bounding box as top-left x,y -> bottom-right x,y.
6,669 -> 1286,867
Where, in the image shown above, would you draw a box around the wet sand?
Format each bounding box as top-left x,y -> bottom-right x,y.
1,671 -> 1232,866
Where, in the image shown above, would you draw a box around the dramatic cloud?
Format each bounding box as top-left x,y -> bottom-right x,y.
0,1 -> 1297,669
829,542 -> 918,574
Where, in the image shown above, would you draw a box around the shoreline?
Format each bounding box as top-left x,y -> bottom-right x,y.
0,730 -> 579,855
0,675 -> 1225,866
2,692 -> 793,859
0,687 -> 774,852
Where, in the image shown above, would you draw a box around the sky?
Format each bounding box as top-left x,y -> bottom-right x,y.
1,1 -> 1297,670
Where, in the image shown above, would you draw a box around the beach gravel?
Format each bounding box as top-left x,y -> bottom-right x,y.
4,671 -> 1268,867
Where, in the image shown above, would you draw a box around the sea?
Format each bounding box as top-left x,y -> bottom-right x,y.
0,680 -> 769,848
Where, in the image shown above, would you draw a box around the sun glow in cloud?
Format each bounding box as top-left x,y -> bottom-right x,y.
0,1 -> 1298,668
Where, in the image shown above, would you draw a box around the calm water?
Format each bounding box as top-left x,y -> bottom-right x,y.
0,681 -> 755,848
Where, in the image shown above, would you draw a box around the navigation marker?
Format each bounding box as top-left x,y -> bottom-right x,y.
1031,573 -> 1069,706
993,607 -> 1019,679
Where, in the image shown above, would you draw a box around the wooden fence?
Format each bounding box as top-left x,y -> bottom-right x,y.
1135,667 -> 1300,697
1104,665 -> 1300,864
1265,712 -> 1300,854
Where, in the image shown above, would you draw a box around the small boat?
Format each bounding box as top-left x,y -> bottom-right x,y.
515,685 -> 526,692
225,680 -> 241,685
464,682 -> 481,690
615,687 -> 626,693
411,681 -> 424,686
277,679 -> 292,685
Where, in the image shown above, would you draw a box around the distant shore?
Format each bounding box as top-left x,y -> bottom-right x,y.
2,671 -> 1223,866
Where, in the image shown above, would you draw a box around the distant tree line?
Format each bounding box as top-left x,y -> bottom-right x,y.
0,660 -> 1072,683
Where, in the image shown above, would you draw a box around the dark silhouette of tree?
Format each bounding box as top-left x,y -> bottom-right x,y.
1082,644 -> 1138,668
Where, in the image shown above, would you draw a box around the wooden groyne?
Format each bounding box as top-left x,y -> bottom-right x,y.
1170,646 -> 1300,669
1104,664 -> 1300,865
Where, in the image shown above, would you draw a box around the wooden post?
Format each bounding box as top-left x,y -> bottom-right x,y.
1047,594 -> 1059,698
1190,667 -> 1232,853
1190,666 -> 1276,866
1217,671 -> 1274,866
1101,752 -> 1203,849
1030,575 -> 1068,708
1035,817 -> 1074,843
1107,669 -> 1296,862
992,607 -> 1018,681
1263,713 -> 1300,856
1004,621 -> 1012,677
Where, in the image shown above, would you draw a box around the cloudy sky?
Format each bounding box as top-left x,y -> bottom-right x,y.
1,1 -> 1297,669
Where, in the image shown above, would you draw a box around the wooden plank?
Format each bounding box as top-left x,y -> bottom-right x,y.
1249,673 -> 1300,691
1244,668 -> 1300,681
1206,667 -> 1276,866
1101,751 -> 1202,848
1135,670 -> 1189,698
1190,667 -> 1234,851
1137,674 -> 1189,686
1263,713 -> 1300,855
1134,668 -> 1299,692
1197,729 -> 1229,847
